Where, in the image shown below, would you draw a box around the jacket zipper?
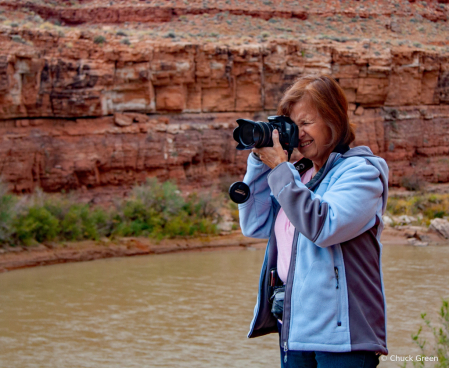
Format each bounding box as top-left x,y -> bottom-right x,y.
280,157 -> 341,361
335,266 -> 339,289
280,229 -> 299,364
283,341 -> 288,364
270,153 -> 345,353
334,267 -> 341,327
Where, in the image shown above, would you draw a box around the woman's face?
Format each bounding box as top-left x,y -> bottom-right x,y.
290,97 -> 334,170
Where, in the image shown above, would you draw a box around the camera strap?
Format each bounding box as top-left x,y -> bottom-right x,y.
294,158 -> 313,175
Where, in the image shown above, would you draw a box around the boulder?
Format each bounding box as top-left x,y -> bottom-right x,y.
429,218 -> 449,239
114,113 -> 134,127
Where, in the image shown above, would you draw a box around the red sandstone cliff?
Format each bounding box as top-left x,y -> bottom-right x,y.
0,1 -> 448,194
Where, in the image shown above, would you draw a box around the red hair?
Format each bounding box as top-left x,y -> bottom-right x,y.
277,75 -> 356,147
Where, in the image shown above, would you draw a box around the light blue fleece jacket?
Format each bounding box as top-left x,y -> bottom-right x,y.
239,146 -> 389,355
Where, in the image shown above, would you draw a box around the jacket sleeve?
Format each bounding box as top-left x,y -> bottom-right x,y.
238,153 -> 275,239
267,159 -> 384,247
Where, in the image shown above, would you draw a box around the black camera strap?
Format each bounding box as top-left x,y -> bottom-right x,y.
294,158 -> 313,175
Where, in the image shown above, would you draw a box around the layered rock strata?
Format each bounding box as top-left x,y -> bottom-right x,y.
1,0 -> 447,24
0,27 -> 449,193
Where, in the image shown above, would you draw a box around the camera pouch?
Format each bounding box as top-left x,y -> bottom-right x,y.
270,285 -> 285,321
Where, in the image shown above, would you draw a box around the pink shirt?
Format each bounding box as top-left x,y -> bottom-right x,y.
275,167 -> 314,284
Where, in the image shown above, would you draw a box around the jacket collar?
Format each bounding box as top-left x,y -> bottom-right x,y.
293,144 -> 350,185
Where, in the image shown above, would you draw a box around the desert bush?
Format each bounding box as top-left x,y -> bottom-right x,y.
218,174 -> 242,195
112,180 -> 220,239
14,206 -> 59,245
401,299 -> 449,367
387,194 -> 449,225
93,35 -> 106,44
11,35 -> 26,44
401,175 -> 427,191
59,205 -> 109,241
229,201 -> 240,224
0,179 -> 224,245
0,182 -> 17,244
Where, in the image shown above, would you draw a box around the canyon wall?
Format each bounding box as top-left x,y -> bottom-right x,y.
1,27 -> 449,194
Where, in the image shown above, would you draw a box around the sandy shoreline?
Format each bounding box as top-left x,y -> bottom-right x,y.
0,228 -> 447,273
0,232 -> 267,273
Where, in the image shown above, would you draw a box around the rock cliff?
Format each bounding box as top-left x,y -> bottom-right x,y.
0,0 -> 448,194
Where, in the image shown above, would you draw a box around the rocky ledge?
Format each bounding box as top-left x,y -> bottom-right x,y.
0,1 -> 448,194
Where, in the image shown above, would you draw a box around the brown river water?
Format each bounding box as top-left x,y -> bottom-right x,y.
0,244 -> 448,368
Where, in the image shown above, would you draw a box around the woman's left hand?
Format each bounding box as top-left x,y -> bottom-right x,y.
252,130 -> 287,169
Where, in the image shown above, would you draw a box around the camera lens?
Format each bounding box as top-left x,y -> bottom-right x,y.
253,122 -> 272,148
234,116 -> 298,155
234,119 -> 274,150
240,123 -> 255,146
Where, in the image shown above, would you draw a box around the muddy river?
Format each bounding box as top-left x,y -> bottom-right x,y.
1,244 -> 448,367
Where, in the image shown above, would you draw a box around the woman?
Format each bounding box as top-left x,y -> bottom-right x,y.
239,75 -> 388,368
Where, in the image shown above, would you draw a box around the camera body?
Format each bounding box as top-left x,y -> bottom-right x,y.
233,115 -> 299,159
229,115 -> 299,204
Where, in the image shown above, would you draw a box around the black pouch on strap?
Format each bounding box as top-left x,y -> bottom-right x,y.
270,285 -> 285,321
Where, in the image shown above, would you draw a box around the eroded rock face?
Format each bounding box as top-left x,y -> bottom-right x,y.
0,30 -> 448,193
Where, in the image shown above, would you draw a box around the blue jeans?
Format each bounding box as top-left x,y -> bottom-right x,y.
279,349 -> 379,368
277,322 -> 379,368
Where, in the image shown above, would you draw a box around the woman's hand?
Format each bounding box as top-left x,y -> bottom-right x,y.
252,130 -> 287,169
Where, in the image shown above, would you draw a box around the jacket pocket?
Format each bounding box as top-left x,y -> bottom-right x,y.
295,261 -> 340,338
334,266 -> 342,327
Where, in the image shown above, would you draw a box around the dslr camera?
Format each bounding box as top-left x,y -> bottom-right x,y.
233,115 -> 299,159
229,116 -> 299,204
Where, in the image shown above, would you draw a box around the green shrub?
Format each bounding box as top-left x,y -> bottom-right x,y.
0,179 -> 223,245
11,35 -> 26,44
14,206 -> 59,245
165,31 -> 176,38
229,201 -> 240,224
111,179 -> 221,239
402,299 -> 449,367
185,191 -> 222,220
401,175 -> 427,191
0,182 -> 17,244
111,199 -> 162,238
94,35 -> 106,44
90,208 -> 112,238
129,179 -> 185,217
218,174 -> 241,195
59,204 -> 107,241
387,194 -> 449,223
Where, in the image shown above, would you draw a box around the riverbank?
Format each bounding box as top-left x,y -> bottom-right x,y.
0,231 -> 266,273
1,227 -> 448,273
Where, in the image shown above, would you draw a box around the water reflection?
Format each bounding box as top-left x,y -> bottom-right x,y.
0,244 -> 448,367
